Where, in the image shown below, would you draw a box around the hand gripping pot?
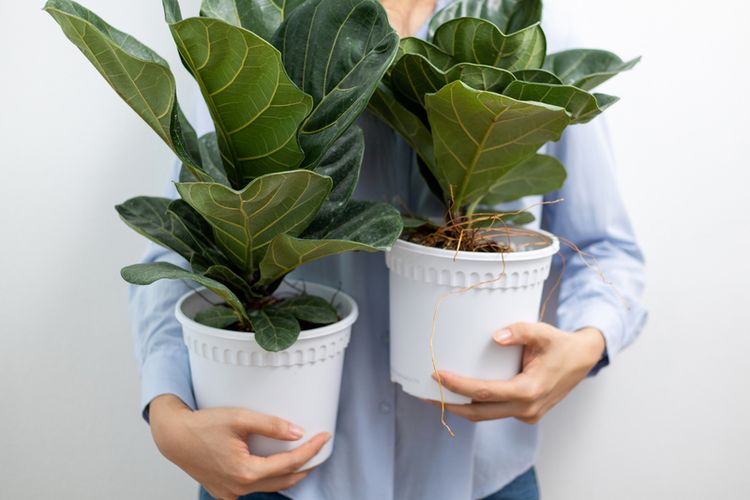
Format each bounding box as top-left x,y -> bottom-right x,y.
386,229 -> 559,404
176,281 -> 357,470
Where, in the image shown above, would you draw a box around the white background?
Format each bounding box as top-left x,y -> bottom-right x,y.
1,0 -> 749,498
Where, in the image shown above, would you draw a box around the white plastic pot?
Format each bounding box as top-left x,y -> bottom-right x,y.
176,282 -> 357,469
386,230 -> 559,404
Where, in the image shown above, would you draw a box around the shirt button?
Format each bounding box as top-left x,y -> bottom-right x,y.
379,401 -> 392,414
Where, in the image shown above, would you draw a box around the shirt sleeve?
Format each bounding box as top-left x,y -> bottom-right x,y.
542,117 -> 648,375
128,162 -> 196,421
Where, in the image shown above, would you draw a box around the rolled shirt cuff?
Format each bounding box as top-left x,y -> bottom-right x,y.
140,349 -> 196,422
556,297 -> 646,377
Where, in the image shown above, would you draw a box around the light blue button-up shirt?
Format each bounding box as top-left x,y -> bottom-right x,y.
129,3 -> 647,498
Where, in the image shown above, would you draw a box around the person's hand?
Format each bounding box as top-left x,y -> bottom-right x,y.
431,323 -> 605,424
149,394 -> 330,500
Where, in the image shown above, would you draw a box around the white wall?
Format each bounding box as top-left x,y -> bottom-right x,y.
0,0 -> 201,497
537,1 -> 750,499
1,1 -> 748,499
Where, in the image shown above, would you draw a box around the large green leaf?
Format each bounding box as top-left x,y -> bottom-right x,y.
115,197 -> 227,270
176,171 -> 332,276
194,304 -> 241,329
428,0 -> 543,38
271,295 -> 338,324
481,154 -> 567,205
121,262 -> 250,324
425,81 -> 570,210
390,54 -> 516,121
513,69 -> 562,84
503,81 -> 618,124
43,0 -> 212,182
369,83 -> 435,169
273,0 -> 399,169
167,16 -> 312,187
199,0 -> 306,41
544,49 -> 640,91
258,201 -> 403,285
251,309 -> 300,351
305,126 -> 365,233
433,18 -> 546,71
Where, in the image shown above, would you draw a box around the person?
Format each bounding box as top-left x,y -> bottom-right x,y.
130,1 -> 647,499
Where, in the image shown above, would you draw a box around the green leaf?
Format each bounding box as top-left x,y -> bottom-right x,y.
273,0 -> 399,169
480,154 -> 567,205
202,264 -> 259,302
115,197 -> 227,270
273,295 -> 338,324
180,133 -> 231,185
199,0 -> 306,41
258,201 -> 403,285
43,0 -> 212,183
428,0 -> 543,38
167,16 -> 312,187
121,262 -> 250,324
544,49 -> 640,91
194,304 -> 240,329
176,171 -> 332,276
162,0 -> 183,23
390,54 -> 516,121
472,210 -> 535,227
252,309 -> 300,351
425,81 -> 570,210
513,69 -> 562,84
401,216 -> 438,230
503,81 -> 615,124
369,83 -> 435,169
396,37 -> 455,71
501,210 -> 535,226
307,126 -> 365,232
433,18 -> 546,71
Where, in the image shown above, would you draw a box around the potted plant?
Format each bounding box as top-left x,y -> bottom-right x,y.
45,0 -> 400,467
369,0 -> 639,406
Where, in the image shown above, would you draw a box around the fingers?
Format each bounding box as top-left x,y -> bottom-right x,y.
442,401 -> 518,422
252,432 -> 330,479
231,409 -> 306,441
442,401 -> 545,424
434,371 -> 535,403
493,322 -> 554,347
245,470 -> 311,495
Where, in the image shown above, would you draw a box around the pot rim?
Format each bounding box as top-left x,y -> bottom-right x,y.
175,280 -> 359,342
392,227 -> 560,262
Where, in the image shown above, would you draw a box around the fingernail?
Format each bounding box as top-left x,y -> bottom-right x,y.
432,371 -> 451,381
289,424 -> 305,439
494,329 -> 512,343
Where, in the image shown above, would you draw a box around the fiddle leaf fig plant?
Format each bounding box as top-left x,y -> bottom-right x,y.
45,0 -> 402,351
370,0 -> 639,221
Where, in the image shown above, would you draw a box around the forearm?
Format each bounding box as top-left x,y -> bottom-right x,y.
542,117 -> 648,371
129,242 -> 195,419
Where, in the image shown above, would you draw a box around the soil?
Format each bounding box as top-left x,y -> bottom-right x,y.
403,225 -> 513,253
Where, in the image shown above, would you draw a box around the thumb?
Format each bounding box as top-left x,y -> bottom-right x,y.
230,409 -> 305,441
493,322 -> 546,347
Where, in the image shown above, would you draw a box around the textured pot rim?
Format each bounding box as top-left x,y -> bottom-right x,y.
175,281 -> 359,342
391,227 -> 560,262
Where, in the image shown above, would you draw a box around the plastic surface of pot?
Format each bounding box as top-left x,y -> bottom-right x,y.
176,281 -> 358,470
386,229 -> 560,404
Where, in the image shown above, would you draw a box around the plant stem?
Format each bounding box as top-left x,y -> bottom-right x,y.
464,198 -> 481,228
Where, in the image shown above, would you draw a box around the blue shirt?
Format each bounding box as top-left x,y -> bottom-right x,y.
129,4 -> 647,498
